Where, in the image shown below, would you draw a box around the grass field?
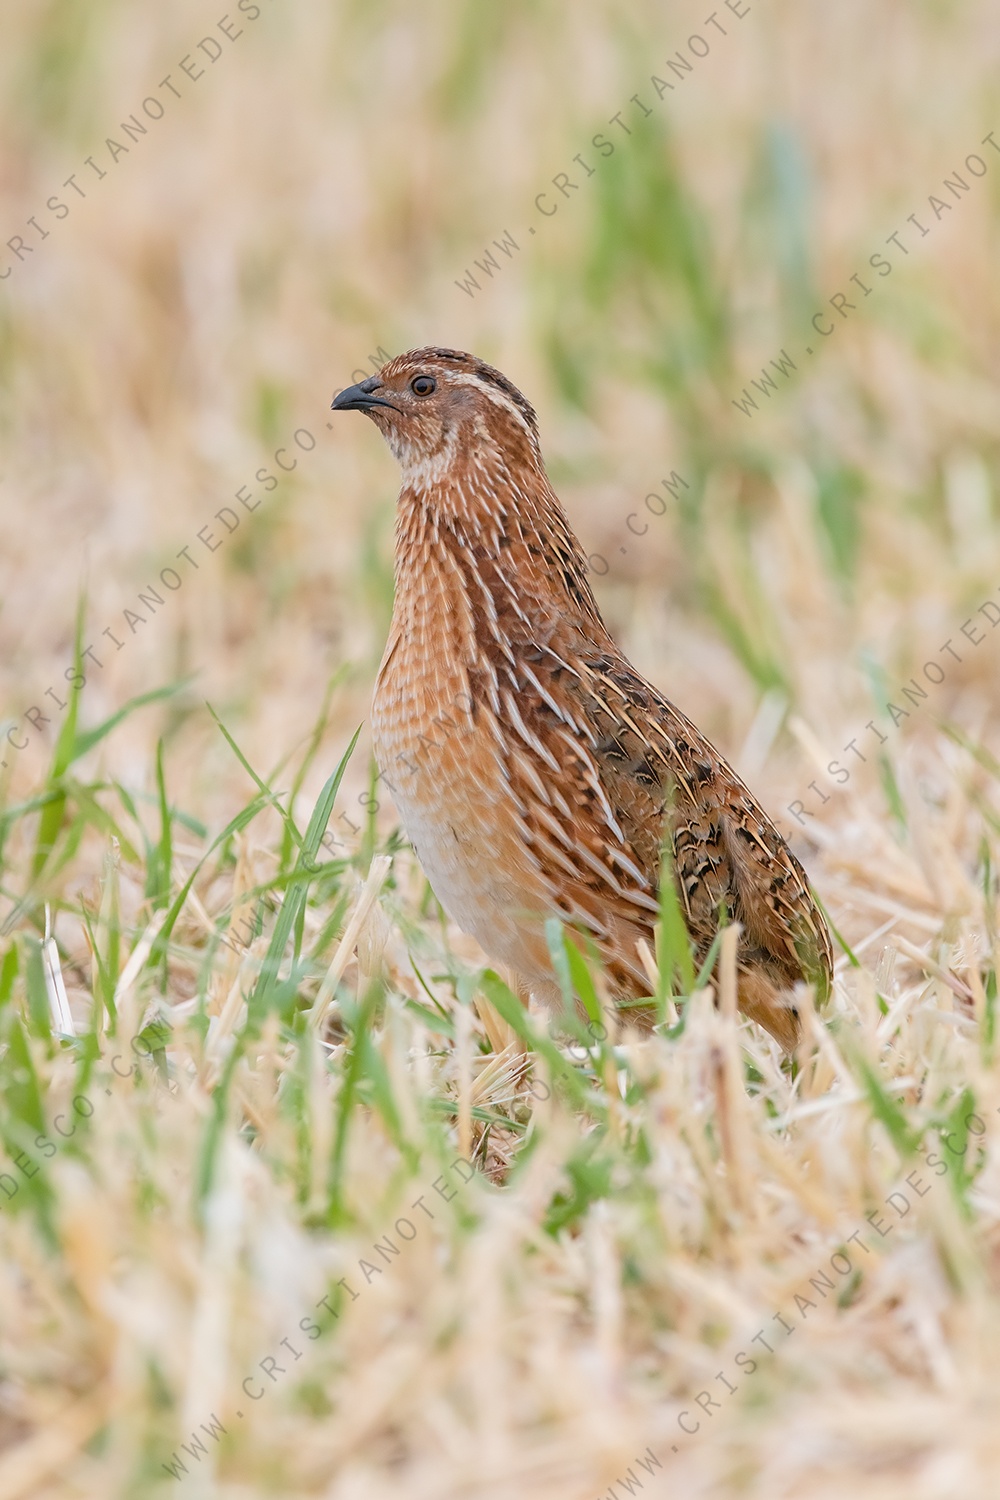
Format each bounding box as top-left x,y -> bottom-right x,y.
2,2 -> 1000,1495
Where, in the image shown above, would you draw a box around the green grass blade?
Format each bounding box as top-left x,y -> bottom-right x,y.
70,681 -> 190,764
247,729 -> 361,1027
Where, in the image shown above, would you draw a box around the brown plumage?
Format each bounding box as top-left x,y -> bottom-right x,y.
332,347 -> 832,1049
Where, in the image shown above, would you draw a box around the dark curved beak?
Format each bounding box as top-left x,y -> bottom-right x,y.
331,377 -> 398,414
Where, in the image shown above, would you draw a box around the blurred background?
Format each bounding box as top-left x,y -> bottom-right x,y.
1,2 -> 1000,1495
1,0 -> 998,858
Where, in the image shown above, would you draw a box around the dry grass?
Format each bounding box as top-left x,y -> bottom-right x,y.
1,2 -> 1000,1495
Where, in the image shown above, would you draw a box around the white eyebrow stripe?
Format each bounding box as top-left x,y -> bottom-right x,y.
440,371 -> 535,434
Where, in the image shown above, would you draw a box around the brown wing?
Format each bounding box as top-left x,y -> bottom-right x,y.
582,648 -> 831,992
493,631 -> 831,1005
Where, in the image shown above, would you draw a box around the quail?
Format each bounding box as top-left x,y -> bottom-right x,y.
332,348 -> 832,1048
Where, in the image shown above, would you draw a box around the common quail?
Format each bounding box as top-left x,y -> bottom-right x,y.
332,348 -> 832,1048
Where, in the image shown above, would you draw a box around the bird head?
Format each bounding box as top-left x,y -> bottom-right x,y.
331,346 -> 542,486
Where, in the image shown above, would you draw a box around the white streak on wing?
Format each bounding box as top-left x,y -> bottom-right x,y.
625,889 -> 662,916
589,673 -> 628,708
508,749 -> 553,806
572,841 -> 659,917
549,785 -> 574,821
534,813 -> 658,916
530,800 -> 578,854
497,573 -> 533,631
527,826 -> 584,885
521,664 -> 574,727
501,690 -> 561,772
609,846 -> 654,889
607,701 -> 689,785
550,728 -> 625,845
468,567 -> 512,655
541,645 -> 583,683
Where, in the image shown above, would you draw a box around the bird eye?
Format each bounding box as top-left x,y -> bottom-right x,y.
410,375 -> 436,396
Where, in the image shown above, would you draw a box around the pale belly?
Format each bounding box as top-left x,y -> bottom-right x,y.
371,632 -> 555,988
